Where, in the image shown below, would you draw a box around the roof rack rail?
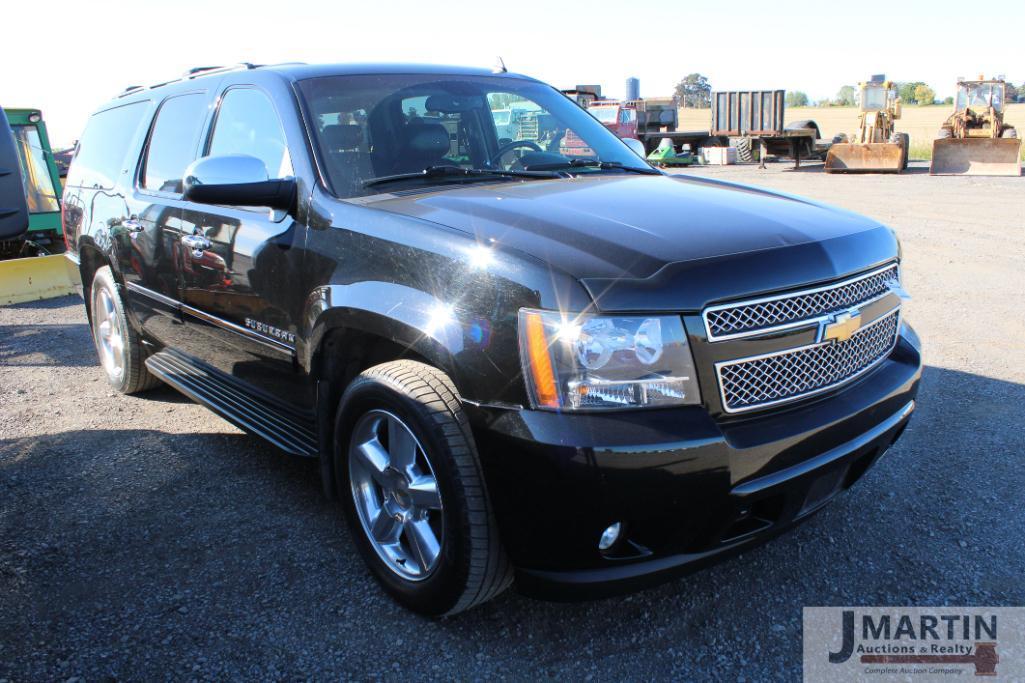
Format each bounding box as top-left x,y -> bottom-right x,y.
116,63 -> 261,98
184,63 -> 257,79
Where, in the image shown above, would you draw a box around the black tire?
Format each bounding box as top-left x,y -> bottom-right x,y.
897,132 -> 910,169
1001,127 -> 1018,139
785,119 -> 821,139
735,136 -> 754,163
89,266 -> 160,394
334,360 -> 512,616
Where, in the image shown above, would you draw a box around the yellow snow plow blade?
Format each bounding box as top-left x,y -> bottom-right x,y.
930,138 -> 1022,176
0,254 -> 78,305
824,143 -> 904,173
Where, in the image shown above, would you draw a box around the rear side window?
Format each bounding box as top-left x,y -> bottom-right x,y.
143,93 -> 209,193
208,88 -> 292,179
66,102 -> 148,189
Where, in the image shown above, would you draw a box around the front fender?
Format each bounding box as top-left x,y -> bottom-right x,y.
302,281 -> 464,388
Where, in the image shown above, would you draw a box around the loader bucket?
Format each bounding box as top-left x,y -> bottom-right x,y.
824,143 -> 904,173
930,138 -> 1022,176
0,254 -> 78,305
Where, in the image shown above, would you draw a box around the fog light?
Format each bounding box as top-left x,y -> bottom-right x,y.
598,522 -> 622,551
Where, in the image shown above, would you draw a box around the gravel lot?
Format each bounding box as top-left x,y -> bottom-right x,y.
2,160 -> 1024,681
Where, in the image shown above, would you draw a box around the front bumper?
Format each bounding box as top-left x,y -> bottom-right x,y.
469,328 -> 922,600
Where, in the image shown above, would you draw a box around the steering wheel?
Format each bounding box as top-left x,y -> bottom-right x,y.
490,140 -> 543,167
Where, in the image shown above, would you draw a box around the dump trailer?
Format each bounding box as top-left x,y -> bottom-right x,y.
0,107 -> 77,305
710,90 -> 830,168
825,77 -> 908,173
931,77 -> 1021,176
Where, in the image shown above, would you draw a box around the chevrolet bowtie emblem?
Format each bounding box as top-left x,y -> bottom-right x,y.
821,310 -> 863,343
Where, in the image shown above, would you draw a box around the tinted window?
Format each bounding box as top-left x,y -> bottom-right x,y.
66,102 -> 148,189
208,88 -> 292,179
144,93 -> 208,193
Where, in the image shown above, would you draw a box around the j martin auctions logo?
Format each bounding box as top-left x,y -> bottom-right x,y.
803,608 -> 1025,682
829,610 -> 998,676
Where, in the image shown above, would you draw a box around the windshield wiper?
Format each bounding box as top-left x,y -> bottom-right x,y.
522,159 -> 662,175
364,165 -> 561,189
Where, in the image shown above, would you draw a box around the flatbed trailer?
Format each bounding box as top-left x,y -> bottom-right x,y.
752,127 -> 831,168
637,129 -> 727,154
585,99 -> 727,155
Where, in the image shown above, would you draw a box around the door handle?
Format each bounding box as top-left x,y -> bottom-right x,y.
123,218 -> 144,233
181,233 -> 212,254
181,234 -> 212,250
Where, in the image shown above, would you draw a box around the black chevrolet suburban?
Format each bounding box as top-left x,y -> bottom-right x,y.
63,63 -> 921,615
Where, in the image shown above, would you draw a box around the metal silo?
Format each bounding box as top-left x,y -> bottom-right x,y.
625,77 -> 640,101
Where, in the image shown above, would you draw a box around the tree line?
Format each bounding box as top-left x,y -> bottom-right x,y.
673,74 -> 1024,108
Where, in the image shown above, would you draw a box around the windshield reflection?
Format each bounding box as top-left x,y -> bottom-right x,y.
299,73 -> 651,198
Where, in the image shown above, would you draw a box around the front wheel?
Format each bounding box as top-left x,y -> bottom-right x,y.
334,360 -> 512,615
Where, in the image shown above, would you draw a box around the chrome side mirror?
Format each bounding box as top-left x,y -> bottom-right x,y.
183,154 -> 295,211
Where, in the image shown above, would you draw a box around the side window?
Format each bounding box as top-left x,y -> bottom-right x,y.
143,93 -> 208,193
67,101 -> 149,189
208,88 -> 292,179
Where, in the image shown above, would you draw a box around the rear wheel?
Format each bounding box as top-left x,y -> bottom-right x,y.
334,360 -> 512,615
1001,127 -> 1018,139
735,136 -> 754,163
936,128 -> 952,139
89,266 -> 160,394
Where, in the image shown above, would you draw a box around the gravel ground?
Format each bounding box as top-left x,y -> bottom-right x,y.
2,160 -> 1024,681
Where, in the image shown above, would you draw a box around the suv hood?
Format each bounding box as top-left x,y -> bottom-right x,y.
368,174 -> 898,311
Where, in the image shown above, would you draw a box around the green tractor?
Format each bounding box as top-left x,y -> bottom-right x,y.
1,107 -> 77,304
2,107 -> 64,256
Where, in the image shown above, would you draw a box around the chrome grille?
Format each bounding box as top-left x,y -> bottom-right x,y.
716,308 -> 900,413
704,264 -> 900,341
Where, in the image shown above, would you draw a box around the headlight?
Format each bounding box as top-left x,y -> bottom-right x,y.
518,309 -> 700,411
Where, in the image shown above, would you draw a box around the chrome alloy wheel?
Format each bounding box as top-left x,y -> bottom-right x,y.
349,409 -> 444,581
93,286 -> 125,381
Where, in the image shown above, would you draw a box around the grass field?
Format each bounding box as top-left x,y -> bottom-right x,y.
679,103 -> 1025,161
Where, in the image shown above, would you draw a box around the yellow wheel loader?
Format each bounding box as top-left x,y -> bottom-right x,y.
930,77 -> 1021,176
825,77 -> 908,173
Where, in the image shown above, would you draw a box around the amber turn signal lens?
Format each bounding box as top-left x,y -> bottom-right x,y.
524,311 -> 560,408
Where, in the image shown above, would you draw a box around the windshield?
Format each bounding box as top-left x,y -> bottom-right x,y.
956,83 -> 1004,112
589,106 -> 619,123
299,74 -> 650,198
860,85 -> 888,111
12,124 -> 59,213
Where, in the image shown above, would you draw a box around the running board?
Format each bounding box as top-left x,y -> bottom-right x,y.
145,348 -> 317,457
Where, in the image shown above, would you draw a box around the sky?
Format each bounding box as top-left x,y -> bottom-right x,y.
3,0 -> 1022,147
